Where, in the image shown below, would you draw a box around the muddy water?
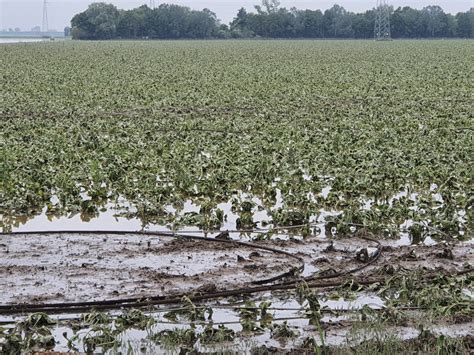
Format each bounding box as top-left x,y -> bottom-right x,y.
2,189 -> 472,306
1,188 -> 472,353
5,184 -> 468,249
1,301 -> 472,353
1,228 -> 471,306
1,232 -> 472,353
5,206 -> 455,251
0,232 -> 302,304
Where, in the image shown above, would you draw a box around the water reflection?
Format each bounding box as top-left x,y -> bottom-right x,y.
1,185 -> 469,247
0,38 -> 50,44
9,206 -> 143,232
1,205 -> 448,248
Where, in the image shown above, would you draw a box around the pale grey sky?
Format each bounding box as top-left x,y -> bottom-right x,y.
1,0 -> 472,31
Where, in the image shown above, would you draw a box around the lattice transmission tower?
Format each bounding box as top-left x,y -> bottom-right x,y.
149,0 -> 155,9
42,0 -> 49,33
374,0 -> 391,40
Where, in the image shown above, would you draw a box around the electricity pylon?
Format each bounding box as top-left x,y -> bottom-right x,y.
42,0 -> 49,33
149,0 -> 155,9
374,0 -> 391,41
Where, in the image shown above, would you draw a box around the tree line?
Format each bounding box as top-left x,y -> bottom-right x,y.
70,1 -> 473,40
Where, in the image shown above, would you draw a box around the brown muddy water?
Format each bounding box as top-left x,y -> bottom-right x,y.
1,227 -> 472,352
1,230 -> 471,306
0,191 -> 472,353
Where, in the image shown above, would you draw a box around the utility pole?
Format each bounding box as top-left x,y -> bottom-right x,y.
374,0 -> 391,41
42,0 -> 49,33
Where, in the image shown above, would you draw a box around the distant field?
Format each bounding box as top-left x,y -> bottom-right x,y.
1,40 -> 473,236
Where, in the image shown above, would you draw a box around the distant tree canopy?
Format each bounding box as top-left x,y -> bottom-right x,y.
71,2 -> 474,40
231,3 -> 473,39
71,3 -> 222,40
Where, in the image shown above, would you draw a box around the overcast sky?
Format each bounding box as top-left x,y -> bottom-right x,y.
1,0 -> 472,31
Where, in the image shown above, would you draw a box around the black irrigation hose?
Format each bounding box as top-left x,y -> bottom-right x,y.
129,223 -> 325,235
0,277 -> 377,315
7,266 -> 471,316
0,229 -> 383,315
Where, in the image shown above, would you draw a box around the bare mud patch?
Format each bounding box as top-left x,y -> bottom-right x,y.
1,232 -> 471,307
0,232 -> 296,304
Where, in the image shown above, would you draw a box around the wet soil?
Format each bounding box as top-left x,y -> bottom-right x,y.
0,233 -> 294,304
0,232 -> 472,306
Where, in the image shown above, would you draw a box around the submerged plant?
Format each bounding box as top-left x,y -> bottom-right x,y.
237,301 -> 269,333
378,270 -> 473,318
149,328 -> 197,349
115,309 -> 156,331
199,325 -> 235,344
270,321 -> 297,340
0,313 -> 57,353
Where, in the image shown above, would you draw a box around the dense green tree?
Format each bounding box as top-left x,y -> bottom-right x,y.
445,14 -> 458,37
116,5 -> 152,38
116,11 -> 137,38
72,3 -> 220,40
261,9 -> 297,37
153,4 -> 190,38
323,5 -> 354,38
238,3 -> 297,38
188,8 -> 219,38
71,3 -> 120,40
352,10 -> 376,38
293,9 -> 324,38
421,6 -> 448,37
232,7 -> 249,29
456,9 -> 474,38
391,6 -> 423,38
71,12 -> 93,39
230,8 -> 255,37
71,2 -> 473,40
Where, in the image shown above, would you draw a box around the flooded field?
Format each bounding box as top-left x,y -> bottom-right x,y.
1,40 -> 473,353
0,38 -> 49,44
1,228 -> 472,353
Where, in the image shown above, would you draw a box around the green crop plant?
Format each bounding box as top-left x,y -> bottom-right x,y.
1,40 -> 471,240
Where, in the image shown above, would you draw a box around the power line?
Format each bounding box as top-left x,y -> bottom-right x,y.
42,0 -> 49,33
374,0 -> 391,41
